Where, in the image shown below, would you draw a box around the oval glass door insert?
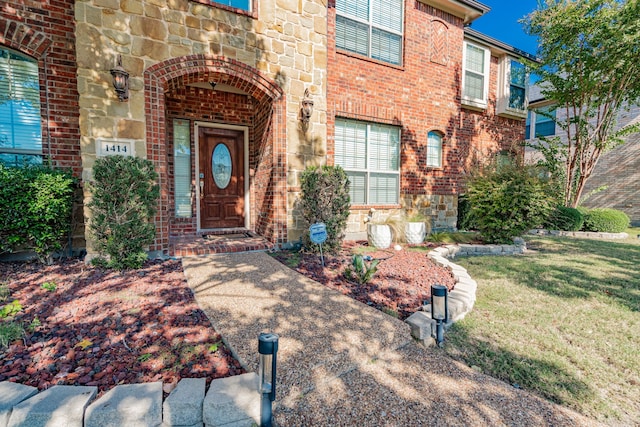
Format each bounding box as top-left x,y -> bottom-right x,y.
212,143 -> 232,189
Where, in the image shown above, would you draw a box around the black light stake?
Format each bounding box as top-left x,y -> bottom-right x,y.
258,332 -> 279,427
431,284 -> 448,347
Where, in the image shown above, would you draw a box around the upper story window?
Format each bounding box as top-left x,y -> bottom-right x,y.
497,57 -> 528,118
335,0 -> 404,65
461,41 -> 490,109
0,47 -> 42,167
213,0 -> 251,11
426,131 -> 443,168
526,106 -> 556,139
335,118 -> 400,205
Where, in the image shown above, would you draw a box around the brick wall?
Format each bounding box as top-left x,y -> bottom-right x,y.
0,0 -> 81,176
527,99 -> 639,224
325,0 -> 525,233
582,102 -> 640,224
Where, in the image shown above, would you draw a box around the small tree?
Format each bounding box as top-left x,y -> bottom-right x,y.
466,163 -> 555,244
523,0 -> 640,207
88,156 -> 159,269
299,166 -> 350,253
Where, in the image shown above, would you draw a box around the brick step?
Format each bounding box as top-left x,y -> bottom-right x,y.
169,233 -> 273,257
0,373 -> 259,427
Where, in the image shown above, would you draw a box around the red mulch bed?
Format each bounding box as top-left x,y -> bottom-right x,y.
269,241 -> 456,320
0,242 -> 455,396
0,259 -> 244,396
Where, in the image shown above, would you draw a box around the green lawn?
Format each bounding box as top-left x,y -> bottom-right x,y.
446,227 -> 639,425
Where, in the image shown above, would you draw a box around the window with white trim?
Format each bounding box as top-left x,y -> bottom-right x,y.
461,41 -> 490,109
497,57 -> 528,118
0,47 -> 42,167
335,0 -> 404,65
335,118 -> 400,205
426,131 -> 443,168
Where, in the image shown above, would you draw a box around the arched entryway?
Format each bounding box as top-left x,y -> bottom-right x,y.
144,55 -> 286,254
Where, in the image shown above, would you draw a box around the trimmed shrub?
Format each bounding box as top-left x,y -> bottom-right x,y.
466,164 -> 555,244
582,208 -> 630,233
299,165 -> 351,254
544,206 -> 584,231
88,156 -> 159,269
0,164 -> 75,263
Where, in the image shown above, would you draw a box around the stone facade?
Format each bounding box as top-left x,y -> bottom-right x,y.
73,0 -> 328,251
323,1 -> 526,237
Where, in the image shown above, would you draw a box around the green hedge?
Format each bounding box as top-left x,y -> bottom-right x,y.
0,164 -> 76,263
466,164 -> 555,244
457,194 -> 477,231
544,206 -> 584,231
582,208 -> 630,233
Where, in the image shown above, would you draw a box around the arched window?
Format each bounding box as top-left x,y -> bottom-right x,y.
0,47 -> 42,167
427,131 -> 443,168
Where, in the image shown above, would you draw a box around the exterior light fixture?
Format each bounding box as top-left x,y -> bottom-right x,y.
209,81 -> 217,91
431,284 -> 448,347
110,55 -> 129,102
300,88 -> 314,124
258,332 -> 279,427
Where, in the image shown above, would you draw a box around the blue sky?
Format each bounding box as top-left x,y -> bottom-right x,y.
470,0 -> 541,57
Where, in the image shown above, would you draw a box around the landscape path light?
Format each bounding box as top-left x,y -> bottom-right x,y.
431,284 -> 448,347
258,332 -> 279,427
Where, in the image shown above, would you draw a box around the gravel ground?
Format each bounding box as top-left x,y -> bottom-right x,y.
183,251 -> 601,427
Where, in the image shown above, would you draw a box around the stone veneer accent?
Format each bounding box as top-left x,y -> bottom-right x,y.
342,195 -> 459,238
74,0 -> 328,254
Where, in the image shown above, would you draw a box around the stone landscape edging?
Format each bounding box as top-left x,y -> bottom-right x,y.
0,373 -> 261,427
528,229 -> 629,239
405,240 -> 526,347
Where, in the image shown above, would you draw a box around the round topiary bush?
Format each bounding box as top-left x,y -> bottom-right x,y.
544,205 -> 584,231
582,208 -> 630,233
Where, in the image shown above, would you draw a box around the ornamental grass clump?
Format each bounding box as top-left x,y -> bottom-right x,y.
88,155 -> 159,269
344,254 -> 380,285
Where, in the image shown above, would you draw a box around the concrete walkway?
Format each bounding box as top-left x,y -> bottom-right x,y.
182,252 -> 600,426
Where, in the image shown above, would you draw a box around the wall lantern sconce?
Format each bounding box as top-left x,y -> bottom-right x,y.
431,284 -> 448,347
209,81 -> 217,91
300,88 -> 314,124
110,55 -> 129,102
258,332 -> 279,427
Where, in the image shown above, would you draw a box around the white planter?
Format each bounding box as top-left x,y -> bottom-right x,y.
405,222 -> 426,245
367,224 -> 392,249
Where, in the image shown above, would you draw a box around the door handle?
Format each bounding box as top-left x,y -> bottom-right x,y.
199,180 -> 204,199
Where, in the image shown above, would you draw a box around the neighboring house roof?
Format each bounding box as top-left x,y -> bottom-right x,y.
464,28 -> 537,61
419,0 -> 490,24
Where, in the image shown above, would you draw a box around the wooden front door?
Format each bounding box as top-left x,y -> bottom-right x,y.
198,127 -> 245,229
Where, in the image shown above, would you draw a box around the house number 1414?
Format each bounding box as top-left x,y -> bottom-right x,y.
97,139 -> 134,157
